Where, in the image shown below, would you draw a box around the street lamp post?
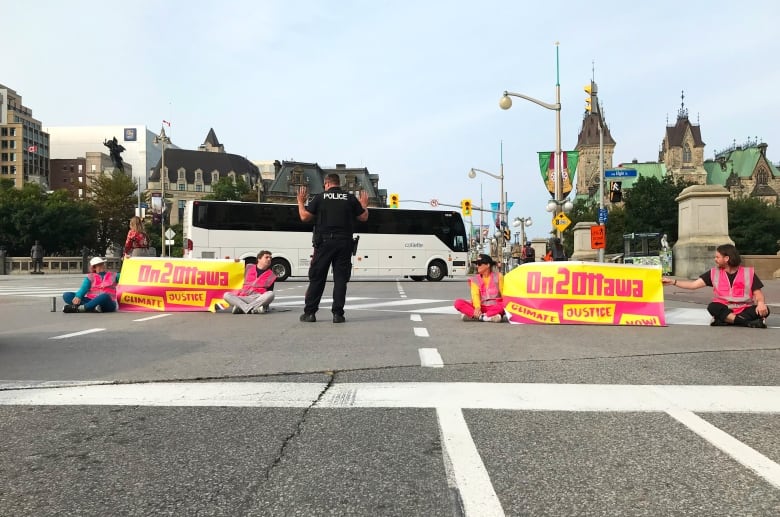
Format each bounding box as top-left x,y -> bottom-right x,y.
512,216 -> 533,249
469,166 -> 506,271
154,127 -> 171,257
500,42 -> 566,236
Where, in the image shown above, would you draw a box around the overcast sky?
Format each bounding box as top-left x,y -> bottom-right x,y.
5,0 -> 779,240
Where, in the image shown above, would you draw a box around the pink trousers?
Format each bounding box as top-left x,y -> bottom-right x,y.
453,299 -> 504,318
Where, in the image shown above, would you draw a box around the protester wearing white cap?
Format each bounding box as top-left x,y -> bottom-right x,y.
62,256 -> 120,313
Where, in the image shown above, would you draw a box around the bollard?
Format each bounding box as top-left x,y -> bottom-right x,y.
51,296 -> 57,312
0,246 -> 6,275
81,246 -> 89,274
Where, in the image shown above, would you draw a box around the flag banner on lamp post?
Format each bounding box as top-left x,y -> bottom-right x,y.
489,201 -> 515,224
538,151 -> 579,198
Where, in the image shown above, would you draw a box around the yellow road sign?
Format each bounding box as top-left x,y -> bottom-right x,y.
552,213 -> 572,233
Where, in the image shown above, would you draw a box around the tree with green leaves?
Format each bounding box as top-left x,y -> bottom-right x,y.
204,176 -> 252,201
623,176 -> 692,244
88,171 -> 139,255
0,180 -> 97,255
728,197 -> 780,254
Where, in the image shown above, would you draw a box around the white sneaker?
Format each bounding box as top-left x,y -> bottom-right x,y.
232,306 -> 243,314
487,314 -> 502,323
257,306 -> 267,314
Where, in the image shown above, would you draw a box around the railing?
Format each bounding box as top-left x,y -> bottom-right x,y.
0,256 -> 124,275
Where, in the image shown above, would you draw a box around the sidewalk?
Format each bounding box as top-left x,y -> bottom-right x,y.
665,277 -> 780,310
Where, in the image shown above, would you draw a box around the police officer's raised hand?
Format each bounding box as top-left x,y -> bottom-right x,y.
297,185 -> 308,204
359,190 -> 369,208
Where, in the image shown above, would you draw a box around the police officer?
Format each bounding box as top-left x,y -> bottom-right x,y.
297,173 -> 369,323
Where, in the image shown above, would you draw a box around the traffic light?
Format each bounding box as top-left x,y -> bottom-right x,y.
461,199 -> 472,216
609,181 -> 622,203
584,81 -> 598,115
389,193 -> 400,208
503,228 -> 511,241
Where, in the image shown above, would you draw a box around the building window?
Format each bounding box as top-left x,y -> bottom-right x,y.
756,169 -> 769,185
196,184 -> 202,192
178,183 -> 185,191
195,171 -> 202,182
683,144 -> 692,163
212,171 -> 219,183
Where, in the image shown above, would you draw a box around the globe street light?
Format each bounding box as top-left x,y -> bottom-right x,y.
512,216 -> 533,248
500,42 -> 566,236
153,126 -> 171,256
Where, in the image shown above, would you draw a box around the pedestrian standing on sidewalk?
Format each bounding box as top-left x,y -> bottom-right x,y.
454,253 -> 505,322
297,173 -> 368,323
662,243 -> 770,328
30,240 -> 45,273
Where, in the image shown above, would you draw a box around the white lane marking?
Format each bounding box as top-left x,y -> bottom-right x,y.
419,348 -> 444,368
437,407 -> 505,516
0,382 -> 325,406
49,328 -> 105,340
413,327 -> 429,338
344,299 -> 450,309
133,313 -> 173,322
666,407 -> 780,490
396,280 -> 407,299
410,314 -> 422,322
5,382 -> 779,413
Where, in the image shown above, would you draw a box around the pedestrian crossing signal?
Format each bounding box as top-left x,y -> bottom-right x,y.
609,181 -> 622,203
389,193 -> 400,208
461,199 -> 472,216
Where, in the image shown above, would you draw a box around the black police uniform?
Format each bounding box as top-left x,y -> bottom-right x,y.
302,186 -> 366,318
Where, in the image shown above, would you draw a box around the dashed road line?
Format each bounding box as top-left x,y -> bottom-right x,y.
133,313 -> 173,322
49,328 -> 106,340
418,348 -> 444,368
413,327 -> 430,337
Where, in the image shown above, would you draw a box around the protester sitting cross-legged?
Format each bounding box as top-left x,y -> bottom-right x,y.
223,250 -> 277,314
454,254 -> 505,322
661,243 -> 770,328
62,257 -> 119,313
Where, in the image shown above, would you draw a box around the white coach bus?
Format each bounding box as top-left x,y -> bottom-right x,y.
182,200 -> 469,281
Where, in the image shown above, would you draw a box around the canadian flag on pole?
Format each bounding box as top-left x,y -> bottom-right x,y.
162,120 -> 171,127
27,145 -> 37,152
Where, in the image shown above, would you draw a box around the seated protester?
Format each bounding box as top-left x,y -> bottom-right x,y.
62,257 -> 119,313
662,243 -> 770,328
224,250 -> 277,314
454,254 -> 505,322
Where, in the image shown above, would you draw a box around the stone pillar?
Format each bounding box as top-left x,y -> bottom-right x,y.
673,185 -> 732,278
570,221 -> 598,261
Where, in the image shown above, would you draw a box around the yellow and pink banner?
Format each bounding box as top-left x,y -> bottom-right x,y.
117,258 -> 244,312
503,262 -> 665,326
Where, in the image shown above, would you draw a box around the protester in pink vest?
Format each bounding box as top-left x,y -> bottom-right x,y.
454,254 -> 505,322
223,250 -> 277,314
662,243 -> 770,328
62,257 -> 119,313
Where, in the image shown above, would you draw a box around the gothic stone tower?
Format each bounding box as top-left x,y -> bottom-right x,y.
659,93 -> 707,185
575,108 -> 616,200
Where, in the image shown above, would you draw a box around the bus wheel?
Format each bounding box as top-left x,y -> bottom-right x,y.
271,258 -> 291,281
426,260 -> 447,282
410,276 -> 425,282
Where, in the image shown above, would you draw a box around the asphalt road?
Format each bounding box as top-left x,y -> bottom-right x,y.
0,274 -> 778,516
